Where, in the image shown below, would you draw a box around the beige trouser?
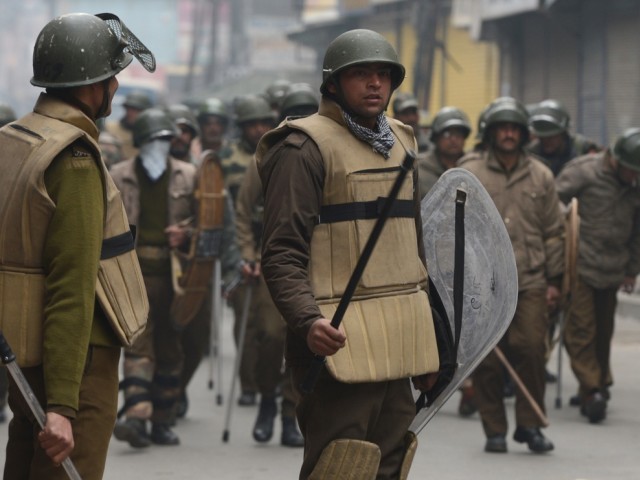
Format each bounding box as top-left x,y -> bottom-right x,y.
473,288 -> 549,436
5,346 -> 120,480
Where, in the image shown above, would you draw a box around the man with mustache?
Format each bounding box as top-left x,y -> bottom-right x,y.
459,97 -> 565,454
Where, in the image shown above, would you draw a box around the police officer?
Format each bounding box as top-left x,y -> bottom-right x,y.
234,86 -> 319,447
0,13 -> 150,478
417,106 -> 471,198
110,108 -> 196,448
528,99 -> 601,176
392,91 -> 430,152
257,29 -> 442,479
166,103 -> 200,164
195,97 -> 231,160
459,97 -> 564,454
106,90 -> 154,161
264,79 -> 292,114
555,128 -> 640,423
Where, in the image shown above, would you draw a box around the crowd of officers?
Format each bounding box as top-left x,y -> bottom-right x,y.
1,19 -> 639,477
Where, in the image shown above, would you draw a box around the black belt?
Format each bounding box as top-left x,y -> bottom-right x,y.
316,198 -> 414,224
101,229 -> 135,260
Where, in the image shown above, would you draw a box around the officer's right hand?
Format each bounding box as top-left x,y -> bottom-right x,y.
38,412 -> 74,466
307,318 -> 346,356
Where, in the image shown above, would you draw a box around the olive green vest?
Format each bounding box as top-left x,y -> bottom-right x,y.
0,113 -> 148,366
264,105 -> 439,382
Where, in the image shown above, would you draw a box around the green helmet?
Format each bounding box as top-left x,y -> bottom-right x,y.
613,128 -> 640,172
31,13 -> 155,88
264,79 -> 292,109
0,103 -> 17,127
430,106 -> 471,141
483,96 -> 530,143
280,83 -> 319,119
166,103 -> 200,138
132,108 -> 178,148
320,29 -> 405,95
234,95 -> 276,125
392,92 -> 419,115
197,97 -> 230,124
529,99 -> 570,138
123,90 -> 153,110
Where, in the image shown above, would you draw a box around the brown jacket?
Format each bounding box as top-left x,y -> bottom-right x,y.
109,157 -> 197,229
235,157 -> 263,263
556,152 -> 640,288
459,149 -> 565,291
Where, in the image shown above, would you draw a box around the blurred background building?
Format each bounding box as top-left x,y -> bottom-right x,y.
1,0 -> 639,146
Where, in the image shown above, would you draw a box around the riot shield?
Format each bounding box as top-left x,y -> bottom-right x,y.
410,168 -> 518,434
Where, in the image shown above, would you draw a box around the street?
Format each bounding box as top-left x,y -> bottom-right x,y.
1,301 -> 639,479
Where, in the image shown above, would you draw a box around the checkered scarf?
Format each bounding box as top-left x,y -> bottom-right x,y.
343,111 -> 395,159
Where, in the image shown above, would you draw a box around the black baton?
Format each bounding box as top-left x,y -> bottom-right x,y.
300,151 -> 417,394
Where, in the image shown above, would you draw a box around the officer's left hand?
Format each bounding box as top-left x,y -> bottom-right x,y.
38,412 -> 74,466
412,372 -> 439,392
165,224 -> 188,248
620,276 -> 636,294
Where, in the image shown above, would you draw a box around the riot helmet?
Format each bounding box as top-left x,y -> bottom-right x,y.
167,103 -> 200,138
132,108 -> 178,148
31,12 -> 155,88
197,97 -> 230,125
0,103 -> 17,127
430,106 -> 471,142
234,95 -> 276,125
123,90 -> 153,110
392,92 -> 419,115
280,83 -> 319,120
264,79 -> 292,110
529,99 -> 570,138
613,128 -> 640,173
320,29 -> 405,95
483,96 -> 530,145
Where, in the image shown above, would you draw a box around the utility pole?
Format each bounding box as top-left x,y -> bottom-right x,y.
413,0 -> 443,111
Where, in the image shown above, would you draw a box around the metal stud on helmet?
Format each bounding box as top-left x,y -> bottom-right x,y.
320,29 -> 405,95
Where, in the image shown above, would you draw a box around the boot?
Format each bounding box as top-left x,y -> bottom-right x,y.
151,422 -> 180,446
253,396 -> 277,443
281,416 -> 304,447
113,417 -> 151,448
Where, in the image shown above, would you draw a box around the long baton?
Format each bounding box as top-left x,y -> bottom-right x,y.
222,280 -> 254,442
0,332 -> 82,480
300,151 -> 416,394
208,259 -> 221,400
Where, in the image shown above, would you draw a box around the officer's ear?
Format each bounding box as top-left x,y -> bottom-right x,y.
326,78 -> 338,95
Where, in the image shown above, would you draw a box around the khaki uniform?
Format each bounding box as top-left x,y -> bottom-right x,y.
257,99 -> 433,478
110,157 -> 197,424
556,153 -> 640,398
235,157 -> 297,417
527,132 -> 600,176
0,93 -> 147,479
459,149 -> 564,436
417,150 -> 446,199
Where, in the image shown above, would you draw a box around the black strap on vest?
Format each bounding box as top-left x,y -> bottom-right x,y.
316,198 -> 414,224
100,227 -> 136,260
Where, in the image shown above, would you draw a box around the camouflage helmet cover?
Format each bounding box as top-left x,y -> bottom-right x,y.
320,29 -> 405,95
132,108 -> 178,147
613,127 -> 640,173
529,99 -> 571,138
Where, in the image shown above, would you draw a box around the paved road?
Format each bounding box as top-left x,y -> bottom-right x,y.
1,302 -> 639,479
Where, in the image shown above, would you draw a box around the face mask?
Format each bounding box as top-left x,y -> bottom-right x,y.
140,139 -> 171,181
